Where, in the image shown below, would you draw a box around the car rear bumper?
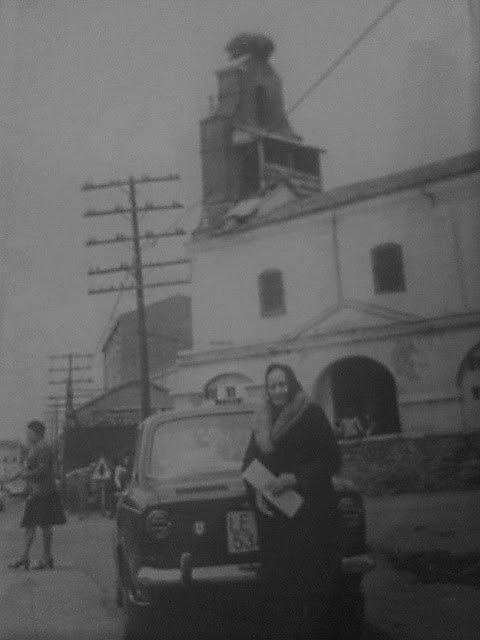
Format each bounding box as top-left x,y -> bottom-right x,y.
137,562 -> 261,589
136,553 -> 375,591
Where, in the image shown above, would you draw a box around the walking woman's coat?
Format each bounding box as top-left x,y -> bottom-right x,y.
243,400 -> 342,596
21,441 -> 66,528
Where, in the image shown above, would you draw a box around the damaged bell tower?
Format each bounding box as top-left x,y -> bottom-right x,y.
199,33 -> 323,229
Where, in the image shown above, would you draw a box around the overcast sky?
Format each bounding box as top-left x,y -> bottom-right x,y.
0,0 -> 478,440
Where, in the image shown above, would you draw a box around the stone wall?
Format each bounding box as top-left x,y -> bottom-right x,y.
339,432 -> 480,496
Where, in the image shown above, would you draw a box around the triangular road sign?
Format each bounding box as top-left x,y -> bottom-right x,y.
91,456 -> 111,481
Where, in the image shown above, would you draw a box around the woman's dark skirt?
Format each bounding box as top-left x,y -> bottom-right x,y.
21,491 -> 66,528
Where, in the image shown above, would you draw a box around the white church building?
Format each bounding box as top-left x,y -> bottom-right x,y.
155,35 -> 480,491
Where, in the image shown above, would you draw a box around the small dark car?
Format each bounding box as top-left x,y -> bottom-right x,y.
113,404 -> 374,639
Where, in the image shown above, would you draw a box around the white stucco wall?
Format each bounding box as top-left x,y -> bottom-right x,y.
167,166 -> 480,436
167,321 -> 480,436
337,190 -> 462,315
190,214 -> 337,350
188,171 -> 480,355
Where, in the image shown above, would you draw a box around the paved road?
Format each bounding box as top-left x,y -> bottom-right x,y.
0,499 -> 122,640
363,490 -> 480,640
0,497 -> 399,640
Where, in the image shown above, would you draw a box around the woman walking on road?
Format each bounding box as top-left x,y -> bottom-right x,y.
243,363 -> 343,639
8,420 -> 66,570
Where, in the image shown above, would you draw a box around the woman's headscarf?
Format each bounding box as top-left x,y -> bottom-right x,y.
264,363 -> 302,413
253,363 -> 309,454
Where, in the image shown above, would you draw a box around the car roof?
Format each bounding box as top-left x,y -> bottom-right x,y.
141,402 -> 256,431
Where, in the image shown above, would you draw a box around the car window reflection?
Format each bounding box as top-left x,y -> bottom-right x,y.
148,413 -> 252,481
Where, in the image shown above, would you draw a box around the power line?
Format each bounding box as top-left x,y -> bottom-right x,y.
237,0 -> 405,172
92,0 -> 406,348
84,173 -> 189,419
92,0 -> 406,357
288,0 -> 405,115
94,277 -> 129,353
95,195 -> 202,352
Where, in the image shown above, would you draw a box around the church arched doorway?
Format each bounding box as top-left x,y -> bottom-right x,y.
313,356 -> 401,438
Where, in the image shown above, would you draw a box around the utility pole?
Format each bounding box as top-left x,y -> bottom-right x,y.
47,352 -> 95,486
83,174 -> 190,420
47,352 -> 96,418
43,403 -> 61,442
129,176 -> 152,420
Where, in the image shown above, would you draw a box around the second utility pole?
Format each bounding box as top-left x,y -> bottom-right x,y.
128,176 -> 151,420
83,173 -> 190,420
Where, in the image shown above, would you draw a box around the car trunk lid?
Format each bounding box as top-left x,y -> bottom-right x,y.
143,475 -> 261,569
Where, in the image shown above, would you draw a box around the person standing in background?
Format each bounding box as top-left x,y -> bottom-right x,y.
7,420 -> 66,570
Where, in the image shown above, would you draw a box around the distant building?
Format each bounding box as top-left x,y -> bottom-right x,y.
102,294 -> 192,390
157,34 -> 480,442
64,381 -> 172,472
0,440 -> 24,483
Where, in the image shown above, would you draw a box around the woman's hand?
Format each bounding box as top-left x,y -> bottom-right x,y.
255,491 -> 274,516
265,472 -> 297,496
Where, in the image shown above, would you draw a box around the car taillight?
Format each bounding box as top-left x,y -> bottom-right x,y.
145,509 -> 172,540
338,495 -> 363,529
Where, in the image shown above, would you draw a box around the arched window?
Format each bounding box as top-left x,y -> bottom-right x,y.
255,85 -> 268,127
204,373 -> 252,404
258,269 -> 286,317
371,243 -> 406,294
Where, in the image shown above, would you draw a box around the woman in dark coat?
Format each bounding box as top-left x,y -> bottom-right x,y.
243,363 -> 342,639
8,420 -> 66,570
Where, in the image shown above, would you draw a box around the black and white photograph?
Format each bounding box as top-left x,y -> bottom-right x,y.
0,1 -> 479,639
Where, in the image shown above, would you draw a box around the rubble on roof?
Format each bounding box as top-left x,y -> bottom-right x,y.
263,163 -> 323,198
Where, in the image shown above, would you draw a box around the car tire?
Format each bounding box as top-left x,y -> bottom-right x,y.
117,560 -> 151,640
122,585 -> 151,640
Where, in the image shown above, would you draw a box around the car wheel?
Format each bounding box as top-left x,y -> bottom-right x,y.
122,583 -> 151,640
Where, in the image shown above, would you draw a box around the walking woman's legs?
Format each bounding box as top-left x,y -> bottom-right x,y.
24,526 -> 36,559
41,526 -> 53,561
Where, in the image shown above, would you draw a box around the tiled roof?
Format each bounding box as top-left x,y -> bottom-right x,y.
195,149 -> 480,238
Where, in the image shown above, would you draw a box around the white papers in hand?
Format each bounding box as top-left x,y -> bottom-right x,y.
242,459 -> 303,518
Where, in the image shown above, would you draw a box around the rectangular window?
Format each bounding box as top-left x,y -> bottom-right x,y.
371,243 -> 406,294
259,269 -> 286,317
472,386 -> 480,400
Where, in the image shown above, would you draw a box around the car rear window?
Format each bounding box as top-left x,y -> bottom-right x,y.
148,412 -> 253,481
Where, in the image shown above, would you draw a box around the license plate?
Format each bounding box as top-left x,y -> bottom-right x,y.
226,511 -> 259,554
